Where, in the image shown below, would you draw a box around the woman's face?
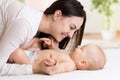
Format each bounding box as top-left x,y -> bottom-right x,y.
50,11 -> 84,42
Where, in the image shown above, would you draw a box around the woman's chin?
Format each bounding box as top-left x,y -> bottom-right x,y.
56,38 -> 62,42
57,40 -> 61,42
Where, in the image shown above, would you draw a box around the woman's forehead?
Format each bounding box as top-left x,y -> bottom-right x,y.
68,16 -> 84,29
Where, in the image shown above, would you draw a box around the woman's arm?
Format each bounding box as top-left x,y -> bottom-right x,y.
0,19 -> 56,75
0,63 -> 32,76
0,19 -> 33,75
0,0 -> 45,75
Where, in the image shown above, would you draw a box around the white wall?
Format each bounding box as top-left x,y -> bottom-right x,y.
25,0 -> 120,33
25,0 -> 56,11
79,0 -> 120,33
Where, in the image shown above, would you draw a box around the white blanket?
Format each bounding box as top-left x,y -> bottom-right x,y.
0,49 -> 120,80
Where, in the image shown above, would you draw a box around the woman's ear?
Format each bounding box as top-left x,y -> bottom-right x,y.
78,59 -> 88,70
53,10 -> 62,21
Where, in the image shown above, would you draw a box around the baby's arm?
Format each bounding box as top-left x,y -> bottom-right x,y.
8,48 -> 31,64
26,38 -> 41,52
39,37 -> 59,49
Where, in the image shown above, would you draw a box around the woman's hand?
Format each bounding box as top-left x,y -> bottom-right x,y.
40,37 -> 59,49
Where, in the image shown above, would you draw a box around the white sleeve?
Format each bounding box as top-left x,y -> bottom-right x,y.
0,63 -> 32,76
0,19 -> 33,75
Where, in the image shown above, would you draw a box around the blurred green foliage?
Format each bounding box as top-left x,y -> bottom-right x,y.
91,0 -> 119,30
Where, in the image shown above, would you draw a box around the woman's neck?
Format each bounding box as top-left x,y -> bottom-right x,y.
38,14 -> 52,34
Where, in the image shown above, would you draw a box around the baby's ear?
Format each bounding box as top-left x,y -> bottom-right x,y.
78,59 -> 88,70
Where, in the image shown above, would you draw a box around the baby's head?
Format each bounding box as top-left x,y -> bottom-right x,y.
70,43 -> 106,70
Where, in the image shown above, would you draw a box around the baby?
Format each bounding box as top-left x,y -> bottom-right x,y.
8,43 -> 106,75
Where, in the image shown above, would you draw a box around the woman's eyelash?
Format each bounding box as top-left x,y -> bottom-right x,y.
70,26 -> 76,30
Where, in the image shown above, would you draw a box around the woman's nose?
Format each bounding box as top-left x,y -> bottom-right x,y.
68,31 -> 74,38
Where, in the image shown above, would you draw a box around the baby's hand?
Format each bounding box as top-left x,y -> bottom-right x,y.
38,54 -> 58,75
40,37 -> 59,49
44,53 -> 57,66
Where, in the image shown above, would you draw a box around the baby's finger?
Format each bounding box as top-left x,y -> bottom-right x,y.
40,38 -> 50,42
40,38 -> 52,45
44,58 -> 57,66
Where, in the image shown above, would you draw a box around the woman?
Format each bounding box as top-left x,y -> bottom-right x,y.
0,0 -> 86,75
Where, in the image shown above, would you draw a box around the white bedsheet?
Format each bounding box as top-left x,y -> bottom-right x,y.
0,49 -> 120,80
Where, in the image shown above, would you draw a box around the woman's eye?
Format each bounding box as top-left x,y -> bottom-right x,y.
70,24 -> 77,30
70,26 -> 76,30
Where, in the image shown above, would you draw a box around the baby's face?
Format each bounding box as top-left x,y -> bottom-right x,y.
70,45 -> 87,69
